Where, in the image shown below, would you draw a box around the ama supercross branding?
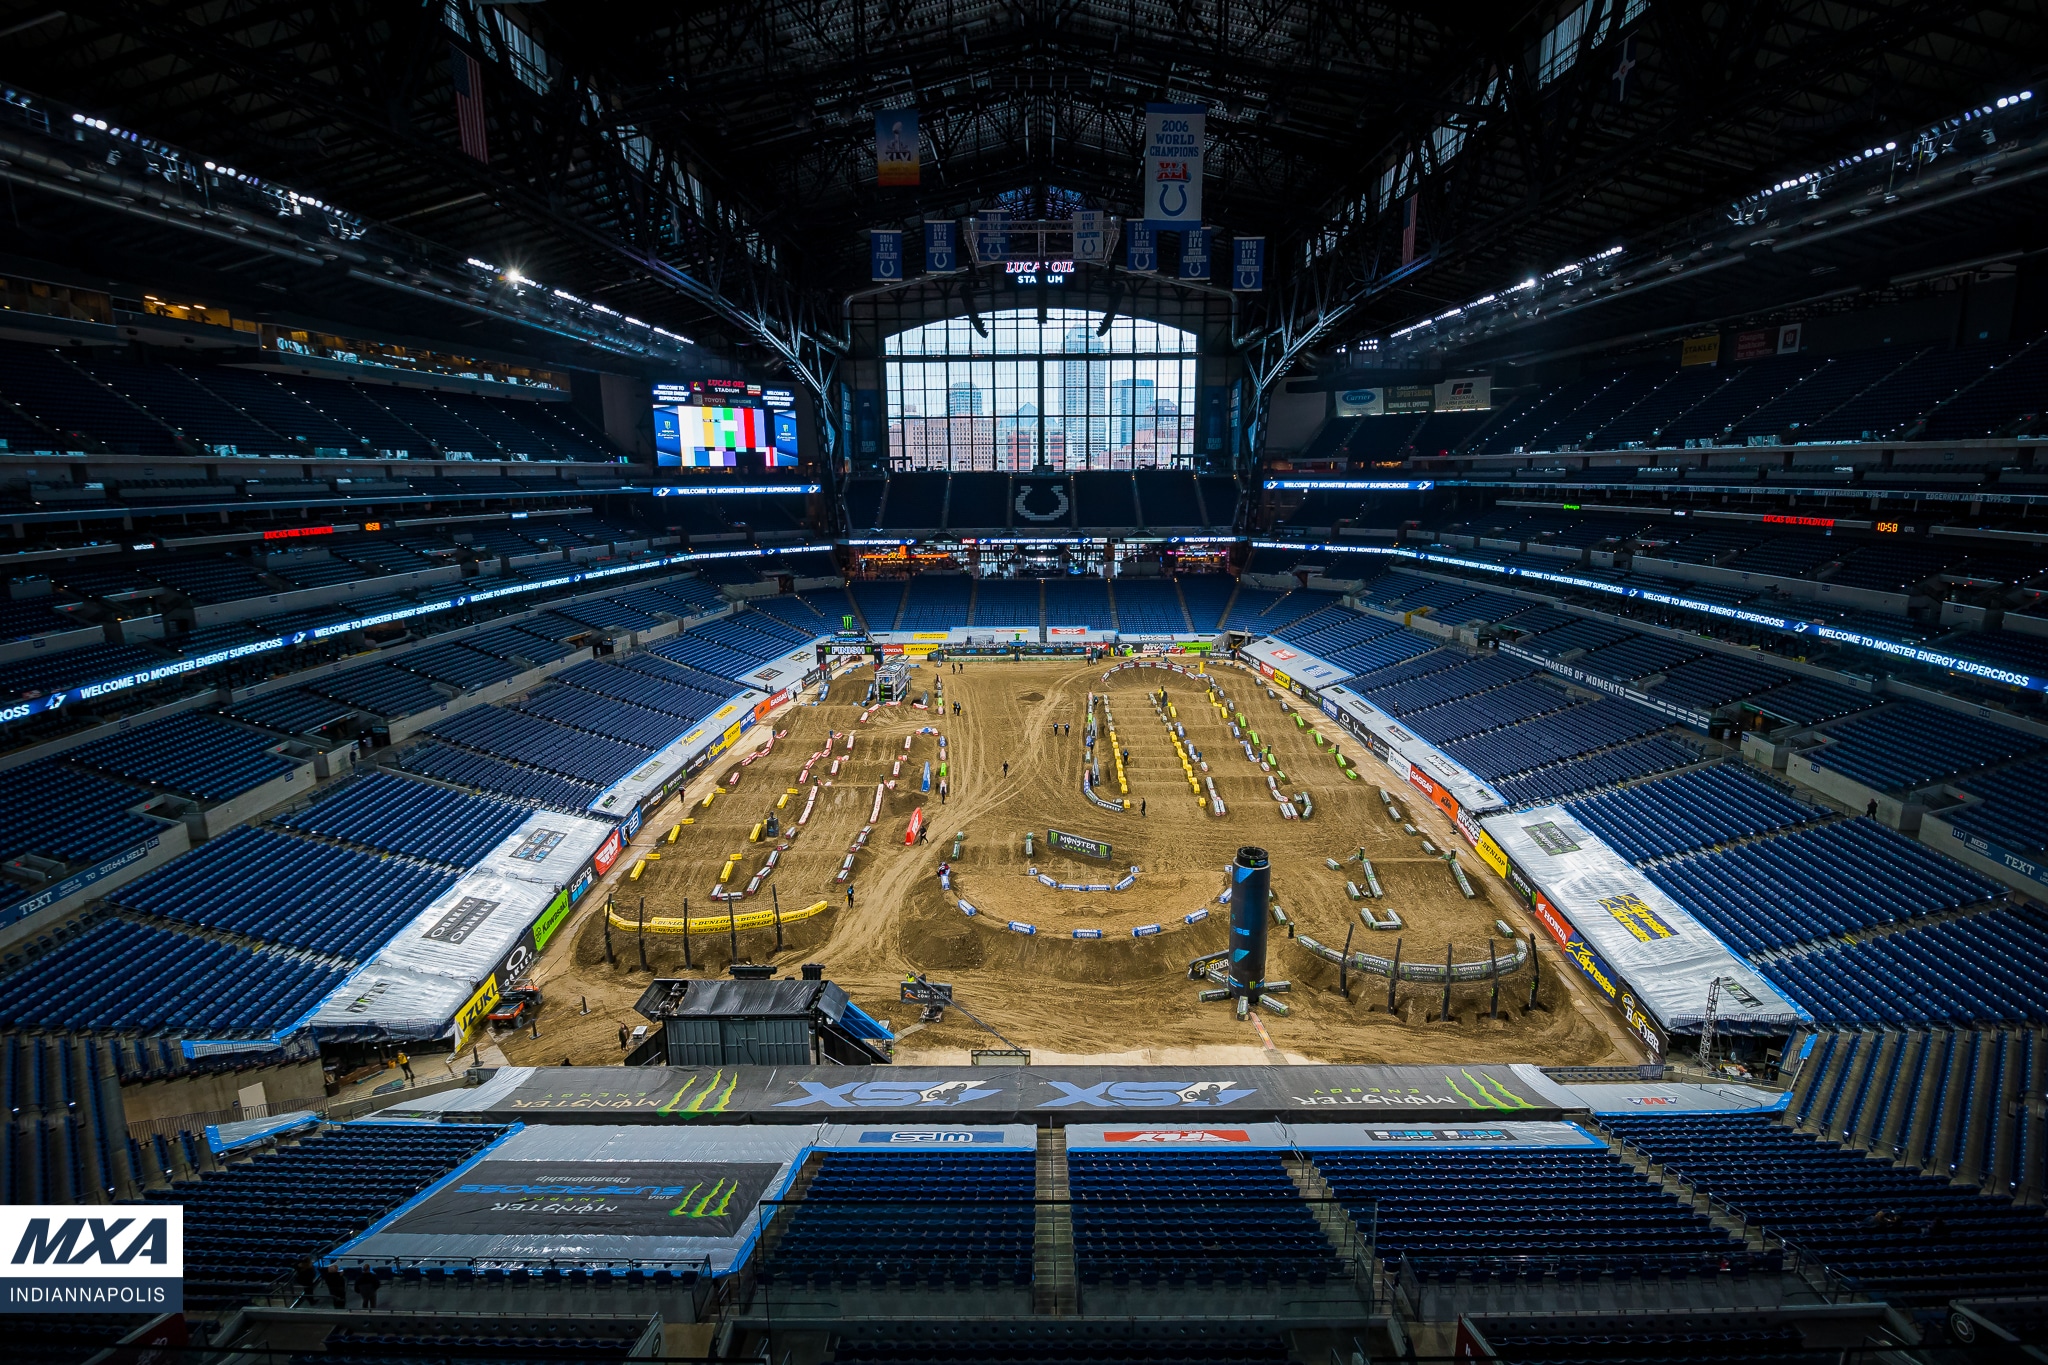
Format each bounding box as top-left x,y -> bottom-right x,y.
3,1206 -> 182,1313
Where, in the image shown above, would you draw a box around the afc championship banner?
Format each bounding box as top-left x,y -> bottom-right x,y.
1142,103 -> 1204,229
2,1205 -> 182,1313
869,228 -> 903,283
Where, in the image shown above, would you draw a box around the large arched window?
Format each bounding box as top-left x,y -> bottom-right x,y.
883,309 -> 1199,470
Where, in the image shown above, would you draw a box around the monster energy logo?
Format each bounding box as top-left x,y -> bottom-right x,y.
658,1070 -> 741,1117
670,1178 -> 742,1219
1440,1070 -> 1537,1110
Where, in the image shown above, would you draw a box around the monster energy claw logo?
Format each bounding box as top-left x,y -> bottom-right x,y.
669,1178 -> 740,1219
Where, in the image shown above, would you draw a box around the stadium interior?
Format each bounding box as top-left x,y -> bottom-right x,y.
0,1 -> 2046,1361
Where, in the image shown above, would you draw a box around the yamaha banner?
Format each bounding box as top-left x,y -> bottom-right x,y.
869,229 -> 903,282
1142,103 -> 1205,229
1178,226 -> 1212,282
1232,235 -> 1265,291
924,219 -> 958,274
1125,222 -> 1158,273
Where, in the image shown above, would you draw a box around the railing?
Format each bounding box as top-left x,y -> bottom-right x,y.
735,1195 -> 1379,1324
124,1074 -> 478,1144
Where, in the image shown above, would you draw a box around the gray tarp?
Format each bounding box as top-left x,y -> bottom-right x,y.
1480,804 -> 1807,1034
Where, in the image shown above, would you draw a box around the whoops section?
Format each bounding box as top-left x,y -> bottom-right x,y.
626,702 -> 944,945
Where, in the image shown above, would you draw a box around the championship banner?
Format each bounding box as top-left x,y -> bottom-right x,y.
1072,210 -> 1110,264
1125,222 -> 1158,273
970,210 -> 1010,266
876,109 -> 919,186
1178,226 -> 1211,282
1231,236 -> 1264,291
870,229 -> 903,282
1142,103 -> 1204,229
924,219 -> 958,274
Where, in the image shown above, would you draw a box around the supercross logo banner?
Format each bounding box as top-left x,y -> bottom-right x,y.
3,1206 -> 182,1313
774,1079 -> 1004,1109
1043,1079 -> 1256,1108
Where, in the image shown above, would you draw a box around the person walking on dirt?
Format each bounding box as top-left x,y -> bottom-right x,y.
1141,798 -> 1147,817
1003,760 -> 1009,778
396,1050 -> 414,1082
847,885 -> 856,908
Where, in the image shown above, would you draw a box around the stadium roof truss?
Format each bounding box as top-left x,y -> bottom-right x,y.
1,0 -> 2040,433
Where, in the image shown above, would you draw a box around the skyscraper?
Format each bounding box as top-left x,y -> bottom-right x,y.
1059,323 -> 1108,467
1112,377 -> 1157,447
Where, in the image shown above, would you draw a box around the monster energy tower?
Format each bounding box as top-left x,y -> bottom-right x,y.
1229,845 -> 1271,1000
1187,845 -> 1291,1015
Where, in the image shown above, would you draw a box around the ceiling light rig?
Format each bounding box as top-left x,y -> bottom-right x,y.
1373,87 -> 2038,362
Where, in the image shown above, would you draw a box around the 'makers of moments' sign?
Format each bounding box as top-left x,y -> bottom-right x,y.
3,1205 -> 182,1313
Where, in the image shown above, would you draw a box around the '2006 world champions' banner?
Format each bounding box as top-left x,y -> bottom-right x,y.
1142,103 -> 1204,230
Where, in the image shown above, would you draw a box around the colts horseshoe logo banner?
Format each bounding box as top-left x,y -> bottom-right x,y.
1142,103 -> 1204,229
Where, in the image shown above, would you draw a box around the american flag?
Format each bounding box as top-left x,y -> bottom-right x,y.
1400,193 -> 1419,266
449,43 -> 489,163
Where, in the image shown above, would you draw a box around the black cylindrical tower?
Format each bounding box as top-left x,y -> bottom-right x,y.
1228,845 -> 1271,999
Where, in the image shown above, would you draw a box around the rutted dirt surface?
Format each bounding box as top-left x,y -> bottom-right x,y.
502,657 -> 1637,1069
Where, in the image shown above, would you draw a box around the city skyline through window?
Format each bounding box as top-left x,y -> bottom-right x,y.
884,309 -> 1200,470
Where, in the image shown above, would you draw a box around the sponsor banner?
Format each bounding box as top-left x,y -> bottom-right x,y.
1942,821 -> 2048,891
0,1205 -> 182,1313
1680,333 -> 1721,366
1384,384 -> 1433,414
449,1063 -> 1565,1124
854,1129 -> 1011,1145
1432,375 -> 1490,411
328,1124 -> 810,1278
1481,805 -> 1806,1039
0,833 -> 168,929
1240,637 -> 1348,691
1473,829 -> 1510,879
385,1158 -> 779,1239
1500,643 -> 1712,731
1048,828 -> 1112,860
529,888 -> 574,953
1142,104 -> 1204,229
1320,686 -> 1507,821
0,544 -> 838,726
1249,539 -> 2048,694
1105,1128 -> 1248,1143
592,828 -> 624,876
1733,328 -> 1773,362
1333,388 -> 1384,417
